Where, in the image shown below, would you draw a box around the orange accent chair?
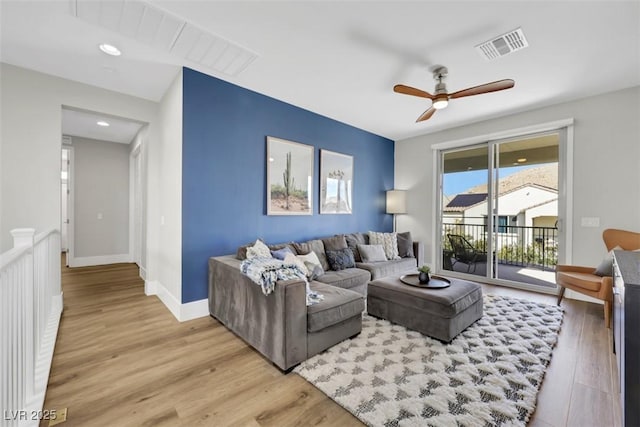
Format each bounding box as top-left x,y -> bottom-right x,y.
556,229 -> 640,327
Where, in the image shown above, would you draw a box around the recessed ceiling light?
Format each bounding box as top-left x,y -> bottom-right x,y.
97,121 -> 110,127
99,43 -> 121,56
517,158 -> 527,163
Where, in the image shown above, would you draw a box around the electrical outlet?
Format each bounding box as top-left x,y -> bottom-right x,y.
581,217 -> 600,227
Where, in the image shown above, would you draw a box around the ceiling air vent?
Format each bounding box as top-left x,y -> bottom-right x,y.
475,28 -> 529,61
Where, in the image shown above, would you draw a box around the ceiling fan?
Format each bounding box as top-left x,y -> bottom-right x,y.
393,66 -> 515,122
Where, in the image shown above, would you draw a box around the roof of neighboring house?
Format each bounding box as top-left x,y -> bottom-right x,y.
520,197 -> 559,212
445,183 -> 559,212
445,193 -> 488,211
466,164 -> 558,194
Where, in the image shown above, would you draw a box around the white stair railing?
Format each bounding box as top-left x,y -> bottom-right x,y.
1,228 -> 63,427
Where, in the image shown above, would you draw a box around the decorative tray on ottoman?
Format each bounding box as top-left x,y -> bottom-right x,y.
400,273 -> 451,289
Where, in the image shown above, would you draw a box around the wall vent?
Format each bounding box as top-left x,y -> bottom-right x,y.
70,0 -> 258,76
475,28 -> 529,61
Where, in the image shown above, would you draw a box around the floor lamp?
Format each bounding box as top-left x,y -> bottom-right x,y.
386,190 -> 407,232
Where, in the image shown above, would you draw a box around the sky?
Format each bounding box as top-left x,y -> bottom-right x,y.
443,164 -> 539,196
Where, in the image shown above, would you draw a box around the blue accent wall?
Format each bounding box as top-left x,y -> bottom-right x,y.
182,67 -> 394,303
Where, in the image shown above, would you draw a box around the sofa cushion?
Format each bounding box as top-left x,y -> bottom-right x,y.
358,244 -> 387,262
369,231 -> 400,260
344,233 -> 367,262
356,257 -> 417,280
236,240 -> 260,260
307,282 -> 364,333
316,267 -> 371,291
397,231 -> 415,258
293,239 -> 330,271
323,235 -> 348,251
326,248 -> 356,271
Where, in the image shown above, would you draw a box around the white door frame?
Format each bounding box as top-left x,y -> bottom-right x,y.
129,131 -> 146,279
64,144 -> 75,267
432,118 -> 574,293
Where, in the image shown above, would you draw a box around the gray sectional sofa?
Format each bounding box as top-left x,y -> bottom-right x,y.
208,232 -> 424,371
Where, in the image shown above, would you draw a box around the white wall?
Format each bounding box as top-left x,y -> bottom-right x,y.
145,70 -> 183,309
396,86 -> 640,268
72,136 -> 130,260
0,63 -> 158,253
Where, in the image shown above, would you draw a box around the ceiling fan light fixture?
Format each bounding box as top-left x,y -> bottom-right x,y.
432,98 -> 449,110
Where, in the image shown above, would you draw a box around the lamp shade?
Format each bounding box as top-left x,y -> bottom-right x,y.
386,190 -> 407,214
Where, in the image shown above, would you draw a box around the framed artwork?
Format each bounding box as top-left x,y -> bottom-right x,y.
266,136 -> 313,215
320,149 -> 353,214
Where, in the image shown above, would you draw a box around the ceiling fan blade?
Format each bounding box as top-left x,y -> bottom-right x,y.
449,79 -> 515,99
416,107 -> 436,122
394,84 -> 435,99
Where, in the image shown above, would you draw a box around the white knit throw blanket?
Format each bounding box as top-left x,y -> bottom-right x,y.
240,257 -> 323,306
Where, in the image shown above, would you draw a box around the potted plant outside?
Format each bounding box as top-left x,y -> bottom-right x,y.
418,265 -> 431,284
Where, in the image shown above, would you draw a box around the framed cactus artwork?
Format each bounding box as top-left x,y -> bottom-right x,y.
266,136 -> 314,215
320,149 -> 353,214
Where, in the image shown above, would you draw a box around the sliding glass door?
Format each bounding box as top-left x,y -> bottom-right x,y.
439,132 -> 560,289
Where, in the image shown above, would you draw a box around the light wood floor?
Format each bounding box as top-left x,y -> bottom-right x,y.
42,259 -> 621,426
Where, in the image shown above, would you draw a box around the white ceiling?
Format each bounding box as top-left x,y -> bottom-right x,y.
62,107 -> 145,144
2,1 -> 639,141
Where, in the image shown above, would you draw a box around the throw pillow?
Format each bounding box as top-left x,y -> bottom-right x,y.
271,246 -> 294,260
246,239 -> 272,259
344,232 -> 367,262
293,239 -> 330,271
357,244 -> 387,263
326,248 -> 356,271
296,252 -> 325,279
236,240 -> 259,260
369,231 -> 400,260
396,231 -> 414,258
283,253 -> 309,276
305,262 -> 325,280
323,235 -> 348,251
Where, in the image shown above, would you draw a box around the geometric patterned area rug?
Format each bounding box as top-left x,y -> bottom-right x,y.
295,294 -> 564,427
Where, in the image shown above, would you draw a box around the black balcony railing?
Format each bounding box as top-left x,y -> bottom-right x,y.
442,217 -> 558,271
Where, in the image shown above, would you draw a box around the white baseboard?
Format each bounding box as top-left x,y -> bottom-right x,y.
181,298 -> 209,321
68,253 -> 131,267
139,266 -> 147,281
144,279 -> 157,296
145,280 -> 208,322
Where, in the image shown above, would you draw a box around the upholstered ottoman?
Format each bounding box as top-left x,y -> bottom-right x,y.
367,276 -> 483,342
